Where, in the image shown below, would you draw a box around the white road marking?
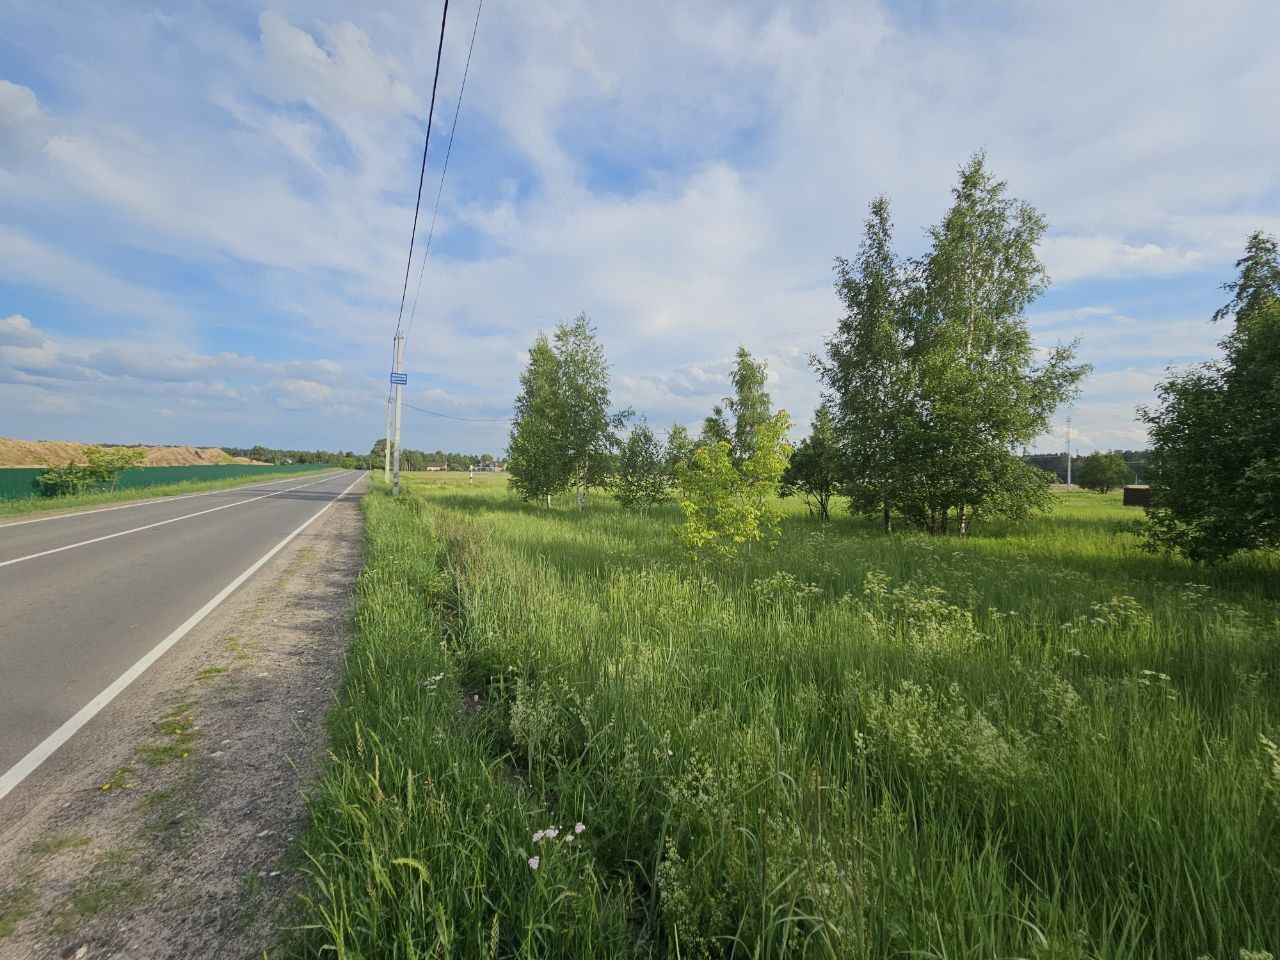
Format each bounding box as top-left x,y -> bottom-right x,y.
0,471 -> 366,803
0,471 -> 352,570
0,470 -> 342,528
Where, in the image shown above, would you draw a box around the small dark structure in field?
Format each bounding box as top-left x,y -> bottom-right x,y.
1123,485 -> 1152,507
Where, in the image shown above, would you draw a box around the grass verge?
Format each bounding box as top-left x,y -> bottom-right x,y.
286,476 -> 1280,959
0,467 -> 337,520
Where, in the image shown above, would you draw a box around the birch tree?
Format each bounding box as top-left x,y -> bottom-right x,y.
508,335 -> 569,507
508,314 -> 622,511
613,418 -> 671,513
914,152 -> 1088,533
816,196 -> 912,531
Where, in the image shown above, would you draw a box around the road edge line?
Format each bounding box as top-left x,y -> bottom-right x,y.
0,471 -> 368,804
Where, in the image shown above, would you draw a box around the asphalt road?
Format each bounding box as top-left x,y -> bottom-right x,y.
0,470 -> 365,794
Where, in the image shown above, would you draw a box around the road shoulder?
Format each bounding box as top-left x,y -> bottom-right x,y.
0,477 -> 366,958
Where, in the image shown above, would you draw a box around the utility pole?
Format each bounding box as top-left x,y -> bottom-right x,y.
1065,417 -> 1073,488
383,395 -> 392,484
391,330 -> 406,496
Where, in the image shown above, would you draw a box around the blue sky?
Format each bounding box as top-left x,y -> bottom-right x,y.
1,0 -> 1277,456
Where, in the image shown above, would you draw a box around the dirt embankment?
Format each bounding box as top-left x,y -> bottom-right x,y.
0,439 -> 262,468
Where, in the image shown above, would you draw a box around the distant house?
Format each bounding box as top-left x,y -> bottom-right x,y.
425,462 -> 448,472
1123,485 -> 1152,507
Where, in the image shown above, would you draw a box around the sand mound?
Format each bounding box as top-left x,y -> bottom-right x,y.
0,439 -> 260,468
142,445 -> 234,467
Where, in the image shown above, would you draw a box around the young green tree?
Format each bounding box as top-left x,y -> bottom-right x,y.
83,445 -> 146,490
1141,232 -> 1280,561
507,335 -> 570,507
702,348 -> 773,463
664,423 -> 694,473
1074,451 -> 1132,493
507,314 -> 623,510
676,410 -> 792,565
815,196 -> 911,532
613,418 -> 671,513
31,462 -> 96,497
556,314 -> 626,511
912,153 -> 1089,533
819,157 -> 1087,535
781,404 -> 841,520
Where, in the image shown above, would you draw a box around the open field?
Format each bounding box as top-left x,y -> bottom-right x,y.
290,474 -> 1279,958
0,464 -> 332,518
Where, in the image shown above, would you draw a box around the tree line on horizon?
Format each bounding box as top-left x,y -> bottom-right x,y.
505,153 -> 1280,564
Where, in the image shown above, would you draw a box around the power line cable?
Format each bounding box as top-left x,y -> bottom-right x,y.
402,401 -> 511,423
393,0 -> 450,337
407,0 -> 484,338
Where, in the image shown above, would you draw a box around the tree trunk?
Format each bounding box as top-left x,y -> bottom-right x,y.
957,503 -> 968,536
883,503 -> 892,534
940,508 -> 950,535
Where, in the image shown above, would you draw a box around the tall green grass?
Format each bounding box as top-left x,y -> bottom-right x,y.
288,476 -> 1279,959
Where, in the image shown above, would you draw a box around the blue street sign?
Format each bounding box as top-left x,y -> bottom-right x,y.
390,372 -> 408,385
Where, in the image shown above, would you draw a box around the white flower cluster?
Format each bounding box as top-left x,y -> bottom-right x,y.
527,822 -> 587,869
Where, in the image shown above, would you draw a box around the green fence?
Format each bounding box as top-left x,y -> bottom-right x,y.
0,463 -> 331,501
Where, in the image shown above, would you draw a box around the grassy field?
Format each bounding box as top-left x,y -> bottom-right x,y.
289,474 -> 1279,959
0,466 -> 336,519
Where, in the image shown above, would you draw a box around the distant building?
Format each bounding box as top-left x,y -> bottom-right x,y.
424,462 -> 448,472
1123,485 -> 1152,507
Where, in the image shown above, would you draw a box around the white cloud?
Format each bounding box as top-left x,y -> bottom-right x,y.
257,11 -> 420,119
275,377 -> 340,410
26,390 -> 79,415
0,80 -> 46,169
0,314 -> 45,348
1040,235 -> 1206,283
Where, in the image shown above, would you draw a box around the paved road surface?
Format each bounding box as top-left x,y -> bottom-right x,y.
0,470 -> 365,797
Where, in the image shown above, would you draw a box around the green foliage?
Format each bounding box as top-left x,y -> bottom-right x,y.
508,334 -> 571,505
83,444 -> 147,489
508,314 -> 622,510
820,155 -> 1089,534
780,403 -> 841,520
1142,232 -> 1280,562
1075,451 -> 1133,493
676,411 -> 792,563
664,423 -> 694,472
31,462 -> 97,497
817,194 -> 910,531
702,347 -> 772,464
612,419 -> 671,513
369,439 -> 494,473
223,445 -> 348,465
31,444 -> 148,497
